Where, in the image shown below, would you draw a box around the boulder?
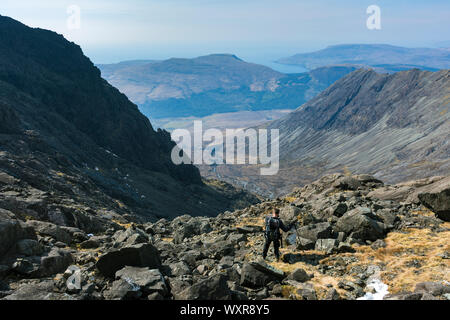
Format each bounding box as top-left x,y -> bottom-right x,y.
12,258 -> 40,276
296,222 -> 333,241
167,261 -> 191,277
280,205 -> 300,225
325,288 -> 341,300
39,248 -> 74,277
103,278 -> 142,300
174,274 -> 232,300
295,282 -> 317,300
332,203 -> 348,217
334,207 -> 386,241
315,239 -> 338,254
115,266 -> 169,296
414,282 -> 450,296
26,220 -> 71,244
113,227 -> 150,247
287,268 -> 311,282
96,243 -> 161,278
15,239 -> 43,256
333,176 -> 361,190
240,260 -> 284,288
417,177 -> 450,221
0,209 -> 36,256
296,237 -> 315,250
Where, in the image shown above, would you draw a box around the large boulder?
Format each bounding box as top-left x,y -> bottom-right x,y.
334,207 -> 386,241
286,268 -> 311,283
417,177 -> 450,222
240,260 -> 285,288
113,227 -> 150,247
174,274 -> 232,300
25,220 -> 71,244
39,248 -> 74,277
315,239 -> 338,254
280,205 -> 300,225
96,243 -> 161,278
102,278 -> 142,300
0,209 -> 36,256
115,266 -> 169,297
15,239 -> 43,256
296,222 -> 333,242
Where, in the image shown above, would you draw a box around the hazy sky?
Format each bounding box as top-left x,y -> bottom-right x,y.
2,0 -> 449,65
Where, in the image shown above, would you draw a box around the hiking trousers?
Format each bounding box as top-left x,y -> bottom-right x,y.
262,236 -> 280,259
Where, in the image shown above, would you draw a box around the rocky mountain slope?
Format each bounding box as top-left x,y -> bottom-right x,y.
1,173 -> 448,300
98,56 -> 356,119
201,68 -> 450,197
277,44 -> 450,73
0,14 -> 260,225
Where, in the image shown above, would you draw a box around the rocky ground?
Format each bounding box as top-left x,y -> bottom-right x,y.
0,173 -> 449,300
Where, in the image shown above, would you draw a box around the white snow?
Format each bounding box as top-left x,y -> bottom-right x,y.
357,278 -> 389,300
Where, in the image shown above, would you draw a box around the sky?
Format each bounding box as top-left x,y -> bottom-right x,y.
2,0 -> 449,67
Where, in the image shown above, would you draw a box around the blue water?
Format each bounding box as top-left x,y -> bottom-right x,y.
260,61 -> 308,74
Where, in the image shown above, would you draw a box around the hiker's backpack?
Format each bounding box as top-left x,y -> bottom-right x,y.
265,217 -> 280,240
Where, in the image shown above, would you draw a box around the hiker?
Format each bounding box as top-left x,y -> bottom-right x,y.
262,208 -> 294,261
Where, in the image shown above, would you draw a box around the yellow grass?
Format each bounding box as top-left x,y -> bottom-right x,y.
284,197 -> 297,203
112,219 -> 133,229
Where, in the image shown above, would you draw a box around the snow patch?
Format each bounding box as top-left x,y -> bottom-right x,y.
357,279 -> 389,300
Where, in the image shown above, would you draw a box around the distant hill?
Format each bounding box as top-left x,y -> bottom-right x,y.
200,68 -> 450,197
98,56 -> 357,119
277,44 -> 450,73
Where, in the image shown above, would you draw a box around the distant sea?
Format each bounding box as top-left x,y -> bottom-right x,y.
259,61 -> 308,74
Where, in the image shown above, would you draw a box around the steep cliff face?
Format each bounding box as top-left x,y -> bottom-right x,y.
0,15 -> 200,183
0,15 -> 259,222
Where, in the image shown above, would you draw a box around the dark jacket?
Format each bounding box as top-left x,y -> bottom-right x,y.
264,215 -> 290,239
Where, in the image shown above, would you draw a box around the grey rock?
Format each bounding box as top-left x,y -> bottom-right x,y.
0,209 -> 36,256
296,222 -> 333,242
414,281 -> 450,296
103,278 -> 142,300
115,266 -> 169,296
371,239 -> 386,250
174,274 -> 232,300
418,177 -> 450,222
325,288 -> 340,300
39,248 -> 74,277
167,261 -> 191,277
296,237 -> 315,250
315,239 -> 338,253
287,268 -> 311,282
26,220 -> 71,245
96,243 -> 161,278
15,239 -> 43,256
334,207 -> 386,241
